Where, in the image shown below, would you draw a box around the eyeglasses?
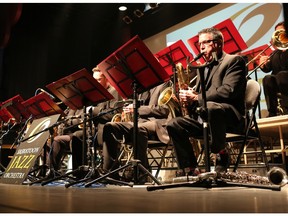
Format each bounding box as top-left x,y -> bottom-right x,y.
198,39 -> 216,47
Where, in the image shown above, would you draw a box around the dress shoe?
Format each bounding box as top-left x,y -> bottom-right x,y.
214,150 -> 230,173
176,167 -> 201,177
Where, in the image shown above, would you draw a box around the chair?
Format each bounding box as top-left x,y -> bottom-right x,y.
147,140 -> 178,179
116,139 -> 177,180
195,79 -> 269,172
227,79 -> 269,172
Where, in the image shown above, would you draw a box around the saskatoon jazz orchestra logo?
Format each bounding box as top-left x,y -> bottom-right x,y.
3,118 -> 52,180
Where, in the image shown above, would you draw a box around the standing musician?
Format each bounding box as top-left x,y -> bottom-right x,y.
48,66 -> 122,174
260,21 -> 288,117
166,27 -> 247,176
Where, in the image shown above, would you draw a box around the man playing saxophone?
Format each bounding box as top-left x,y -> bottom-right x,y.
166,27 -> 247,176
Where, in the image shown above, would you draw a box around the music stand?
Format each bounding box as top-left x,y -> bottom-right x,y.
1,94 -> 32,150
155,39 -> 194,94
20,92 -> 64,183
44,68 -> 114,185
0,104 -> 14,171
22,92 -> 64,119
0,103 -> 14,123
84,35 -> 170,187
1,94 -> 31,123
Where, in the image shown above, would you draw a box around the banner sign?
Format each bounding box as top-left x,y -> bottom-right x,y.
0,114 -> 60,184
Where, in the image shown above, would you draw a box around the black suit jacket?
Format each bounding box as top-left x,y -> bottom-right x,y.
195,52 -> 247,121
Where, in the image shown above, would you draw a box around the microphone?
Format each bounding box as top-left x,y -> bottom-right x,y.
37,88 -> 55,100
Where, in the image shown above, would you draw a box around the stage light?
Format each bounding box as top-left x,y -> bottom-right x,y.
133,9 -> 144,18
149,3 -> 158,9
119,6 -> 127,11
122,15 -> 133,24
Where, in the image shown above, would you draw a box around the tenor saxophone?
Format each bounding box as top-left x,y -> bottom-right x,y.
175,62 -> 190,116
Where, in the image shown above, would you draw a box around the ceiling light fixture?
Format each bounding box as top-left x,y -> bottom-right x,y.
119,6 -> 127,11
149,3 -> 158,9
122,15 -> 133,24
133,9 -> 144,18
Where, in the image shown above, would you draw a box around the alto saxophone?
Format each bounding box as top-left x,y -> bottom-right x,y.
175,62 -> 190,116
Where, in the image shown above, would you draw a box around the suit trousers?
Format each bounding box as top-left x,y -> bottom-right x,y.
263,72 -> 288,116
167,101 -> 240,169
102,120 -> 160,171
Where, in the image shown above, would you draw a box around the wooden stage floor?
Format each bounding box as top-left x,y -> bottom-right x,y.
0,179 -> 287,213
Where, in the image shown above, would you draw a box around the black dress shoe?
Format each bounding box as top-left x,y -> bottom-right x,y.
215,150 -> 230,173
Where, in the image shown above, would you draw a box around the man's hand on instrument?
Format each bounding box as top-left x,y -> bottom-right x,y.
179,88 -> 198,103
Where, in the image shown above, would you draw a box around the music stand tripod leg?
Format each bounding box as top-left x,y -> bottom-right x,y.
130,82 -> 161,185
83,160 -> 153,188
62,110 -> 102,187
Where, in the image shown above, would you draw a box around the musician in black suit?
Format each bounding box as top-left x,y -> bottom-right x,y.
260,21 -> 288,117
101,81 -> 171,182
49,66 -> 122,172
166,27 -> 247,176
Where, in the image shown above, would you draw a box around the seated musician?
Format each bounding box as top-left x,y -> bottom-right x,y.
48,66 -> 122,176
259,21 -> 288,117
101,80 -> 172,184
166,27 -> 247,176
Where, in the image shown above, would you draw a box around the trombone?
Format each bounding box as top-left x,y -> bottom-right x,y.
247,29 -> 288,77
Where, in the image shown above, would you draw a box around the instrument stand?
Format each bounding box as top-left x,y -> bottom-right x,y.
146,53 -> 281,192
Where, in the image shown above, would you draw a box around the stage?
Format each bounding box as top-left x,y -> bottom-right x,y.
1,114 -> 288,213
0,181 -> 287,213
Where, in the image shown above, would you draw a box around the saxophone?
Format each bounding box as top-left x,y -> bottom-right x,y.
175,62 -> 190,116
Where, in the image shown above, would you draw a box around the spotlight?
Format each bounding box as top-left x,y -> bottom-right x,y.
119,6 -> 127,11
149,3 -> 158,9
133,9 -> 144,18
122,15 -> 133,24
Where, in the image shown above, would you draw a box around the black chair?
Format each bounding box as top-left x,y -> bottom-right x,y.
195,79 -> 269,172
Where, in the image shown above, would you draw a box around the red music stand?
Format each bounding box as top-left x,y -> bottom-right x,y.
46,68 -> 114,173
22,92 -> 64,119
0,103 -> 14,123
97,35 -> 170,99
1,95 -> 31,123
85,35 -> 166,187
187,18 -> 248,64
46,68 -> 114,110
155,39 -> 194,77
154,40 -> 194,93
